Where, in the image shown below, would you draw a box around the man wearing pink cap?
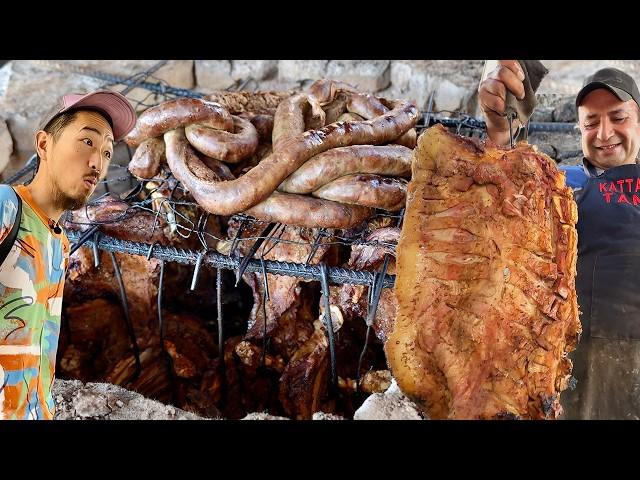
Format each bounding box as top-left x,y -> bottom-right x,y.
0,90 -> 136,419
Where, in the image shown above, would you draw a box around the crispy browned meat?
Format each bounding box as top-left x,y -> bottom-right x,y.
278,322 -> 329,420
64,194 -> 173,246
243,274 -> 318,361
204,90 -> 294,115
61,194 -> 225,410
65,249 -> 161,336
331,227 -> 399,344
233,224 -> 328,347
58,298 -> 132,380
162,312 -> 217,379
235,341 -> 285,372
221,219 -> 321,364
386,125 -> 580,420
338,370 -> 392,394
200,334 -> 283,418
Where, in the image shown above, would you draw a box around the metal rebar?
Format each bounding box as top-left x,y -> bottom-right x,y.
69,224 -> 100,256
146,241 -> 158,261
108,250 -> 141,381
365,255 -> 391,327
396,208 -> 406,230
190,250 -> 206,291
319,263 -> 338,392
423,92 -> 435,130
423,114 -> 577,133
258,223 -> 286,259
216,267 -> 224,365
259,256 -> 271,302
356,325 -> 372,396
259,257 -> 269,367
235,222 -> 278,286
355,255 -> 391,392
119,60 -> 169,96
358,206 -> 402,393
508,112 -> 515,149
157,258 -> 177,405
92,232 -> 101,267
305,228 -> 326,264
28,62 -> 581,136
236,78 -> 252,91
158,259 -> 165,344
65,230 -> 396,289
229,218 -> 248,258
33,61 -> 205,100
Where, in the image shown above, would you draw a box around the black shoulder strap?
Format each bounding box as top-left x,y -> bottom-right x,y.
0,187 -> 23,268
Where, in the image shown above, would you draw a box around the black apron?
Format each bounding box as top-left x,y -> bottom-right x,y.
562,161 -> 640,419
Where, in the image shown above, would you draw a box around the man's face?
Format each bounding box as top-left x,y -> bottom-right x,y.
578,88 -> 640,170
41,110 -> 114,211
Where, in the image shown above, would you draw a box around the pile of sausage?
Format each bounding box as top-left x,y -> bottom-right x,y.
124,80 -> 420,229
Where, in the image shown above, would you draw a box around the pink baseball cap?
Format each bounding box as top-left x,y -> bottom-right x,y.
38,89 -> 137,141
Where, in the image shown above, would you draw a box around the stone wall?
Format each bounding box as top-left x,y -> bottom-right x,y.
0,59 -> 487,178
0,60 -> 195,178
3,59 -> 640,178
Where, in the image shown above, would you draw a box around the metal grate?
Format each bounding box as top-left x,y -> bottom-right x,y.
2,63 -> 584,292
2,63 -> 584,291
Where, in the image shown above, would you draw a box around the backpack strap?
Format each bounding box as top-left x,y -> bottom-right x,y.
0,187 -> 23,267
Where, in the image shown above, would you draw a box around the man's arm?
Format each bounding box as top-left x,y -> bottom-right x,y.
477,60 -> 527,146
0,184 -> 19,245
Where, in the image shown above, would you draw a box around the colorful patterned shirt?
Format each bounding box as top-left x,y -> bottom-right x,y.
0,184 -> 69,419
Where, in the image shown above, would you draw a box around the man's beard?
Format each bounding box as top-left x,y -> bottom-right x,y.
51,179 -> 92,212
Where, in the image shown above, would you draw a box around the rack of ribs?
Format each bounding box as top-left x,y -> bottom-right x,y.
385,125 -> 581,419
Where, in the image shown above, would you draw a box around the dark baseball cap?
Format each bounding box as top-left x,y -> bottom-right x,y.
576,67 -> 640,109
38,89 -> 136,141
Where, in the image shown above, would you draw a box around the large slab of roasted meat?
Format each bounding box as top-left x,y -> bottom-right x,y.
385,124 -> 581,419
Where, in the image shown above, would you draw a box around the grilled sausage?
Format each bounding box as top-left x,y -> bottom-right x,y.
279,145 -> 412,194
125,98 -> 233,147
245,191 -> 373,229
312,174 -> 407,211
185,115 -> 259,163
165,95 -> 419,216
128,137 -> 166,179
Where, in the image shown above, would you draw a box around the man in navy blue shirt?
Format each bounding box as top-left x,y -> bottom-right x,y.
479,61 -> 640,419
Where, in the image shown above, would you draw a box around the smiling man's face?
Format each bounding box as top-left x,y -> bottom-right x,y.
579,88 -> 640,170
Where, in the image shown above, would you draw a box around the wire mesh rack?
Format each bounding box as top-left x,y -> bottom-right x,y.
3,62 -> 583,291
